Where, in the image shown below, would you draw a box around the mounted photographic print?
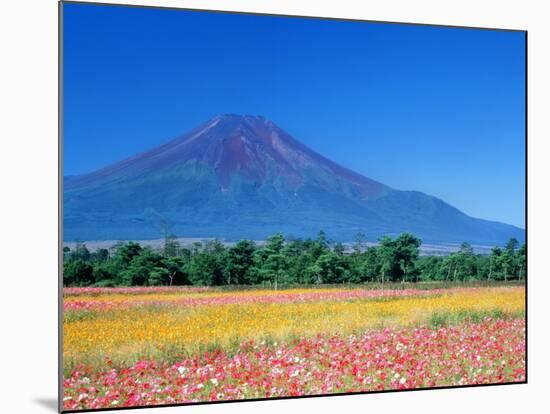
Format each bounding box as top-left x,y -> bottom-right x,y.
60,1 -> 527,412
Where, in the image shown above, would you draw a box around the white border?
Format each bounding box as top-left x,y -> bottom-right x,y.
1,1 -> 548,413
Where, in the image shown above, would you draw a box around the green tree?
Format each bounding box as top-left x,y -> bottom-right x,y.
394,233 -> 422,282
443,253 -> 456,281
415,256 -> 444,281
91,248 -> 109,263
148,268 -> 171,286
504,237 -> 519,279
187,240 -> 226,286
498,250 -> 514,282
377,236 -> 395,287
225,240 -> 256,285
315,252 -> 348,283
72,242 -> 91,261
488,247 -> 502,280
333,242 -> 345,256
505,238 -> 519,253
453,242 -> 476,281
310,231 -> 329,260
120,248 -> 163,286
91,263 -> 115,286
348,233 -> 367,282
255,233 -> 287,289
283,239 -> 313,284
63,259 -> 94,286
305,261 -> 323,284
114,242 -> 143,267
60,231 -> 524,288
517,244 -> 526,280
475,255 -> 491,281
162,256 -> 189,285
360,247 -> 381,283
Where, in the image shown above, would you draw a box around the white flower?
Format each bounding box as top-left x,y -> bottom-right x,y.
210,378 -> 219,386
197,383 -> 204,389
400,377 -> 406,385
177,366 -> 186,375
111,400 -> 119,405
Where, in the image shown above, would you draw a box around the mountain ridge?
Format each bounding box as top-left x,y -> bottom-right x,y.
64,114 -> 524,245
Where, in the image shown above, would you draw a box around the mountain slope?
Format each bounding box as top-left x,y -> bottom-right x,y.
64,114 -> 524,244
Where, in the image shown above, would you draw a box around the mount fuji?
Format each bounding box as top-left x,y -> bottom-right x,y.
64,114 -> 524,244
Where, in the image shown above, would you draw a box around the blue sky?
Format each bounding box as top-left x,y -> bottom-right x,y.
63,3 -> 526,228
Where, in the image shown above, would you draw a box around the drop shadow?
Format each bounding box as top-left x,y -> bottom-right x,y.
33,397 -> 58,412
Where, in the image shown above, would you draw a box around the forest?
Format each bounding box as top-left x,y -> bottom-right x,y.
62,232 -> 526,287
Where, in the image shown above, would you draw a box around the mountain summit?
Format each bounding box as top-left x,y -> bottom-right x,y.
66,114 -> 387,196
64,115 -> 524,244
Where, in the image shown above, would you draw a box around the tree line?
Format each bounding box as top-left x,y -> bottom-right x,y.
63,232 -> 526,287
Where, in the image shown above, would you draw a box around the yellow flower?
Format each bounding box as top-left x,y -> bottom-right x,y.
63,286 -> 524,371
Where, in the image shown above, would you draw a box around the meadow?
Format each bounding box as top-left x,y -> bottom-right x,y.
62,284 -> 525,410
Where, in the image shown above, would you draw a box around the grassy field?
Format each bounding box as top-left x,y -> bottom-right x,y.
62,284 -> 525,410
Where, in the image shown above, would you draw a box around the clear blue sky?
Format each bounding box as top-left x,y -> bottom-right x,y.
63,3 -> 526,228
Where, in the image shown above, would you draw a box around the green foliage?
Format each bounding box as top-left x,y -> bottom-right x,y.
162,257 -> 189,286
253,233 -> 287,288
120,248 -> 164,286
62,233 -> 526,288
427,308 -> 521,328
64,258 -> 94,286
314,252 -> 348,283
415,256 -> 445,281
188,240 -> 226,286
148,268 -> 171,286
225,240 -> 256,285
394,233 -> 422,282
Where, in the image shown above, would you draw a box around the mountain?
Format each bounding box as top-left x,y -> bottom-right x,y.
64,114 -> 524,245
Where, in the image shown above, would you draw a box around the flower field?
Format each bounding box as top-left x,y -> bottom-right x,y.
63,286 -> 525,410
